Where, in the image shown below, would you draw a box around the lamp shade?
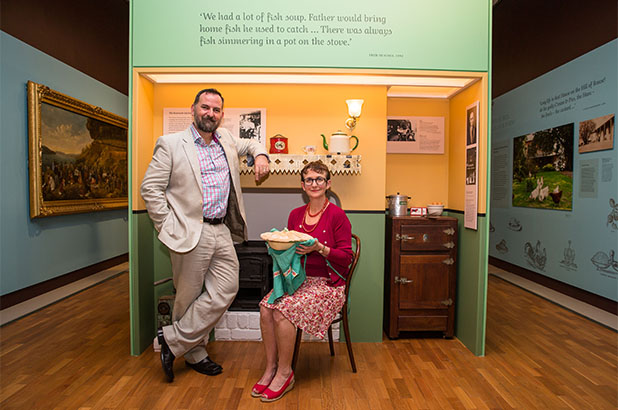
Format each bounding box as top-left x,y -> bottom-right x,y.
346,99 -> 364,117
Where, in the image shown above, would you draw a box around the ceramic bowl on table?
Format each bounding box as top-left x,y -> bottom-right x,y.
427,204 -> 444,216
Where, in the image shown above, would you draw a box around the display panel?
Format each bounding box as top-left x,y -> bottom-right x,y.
490,40 -> 617,300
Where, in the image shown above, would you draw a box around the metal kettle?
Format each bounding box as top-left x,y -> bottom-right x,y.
321,131 -> 359,154
386,193 -> 410,216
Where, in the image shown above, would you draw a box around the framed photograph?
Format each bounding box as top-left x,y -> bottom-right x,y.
27,81 -> 128,218
578,113 -> 614,153
466,146 -> 477,185
222,108 -> 266,147
511,122 -> 574,210
387,116 -> 444,154
466,103 -> 478,146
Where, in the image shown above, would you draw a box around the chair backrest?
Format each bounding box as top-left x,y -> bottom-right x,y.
344,233 -> 361,301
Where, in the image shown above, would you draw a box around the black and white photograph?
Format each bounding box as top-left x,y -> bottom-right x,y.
466,102 -> 478,146
466,146 -> 477,185
579,113 -> 614,153
222,108 -> 267,147
238,110 -> 262,140
387,118 -> 416,142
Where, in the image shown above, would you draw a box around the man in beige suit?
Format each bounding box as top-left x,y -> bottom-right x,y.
141,88 -> 269,382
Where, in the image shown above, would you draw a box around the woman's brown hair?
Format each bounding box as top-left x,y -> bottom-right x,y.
300,161 -> 330,182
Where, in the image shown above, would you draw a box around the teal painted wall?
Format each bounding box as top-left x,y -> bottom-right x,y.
0,32 -> 128,295
490,40 -> 618,301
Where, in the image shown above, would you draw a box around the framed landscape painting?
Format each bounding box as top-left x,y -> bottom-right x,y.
27,81 -> 128,218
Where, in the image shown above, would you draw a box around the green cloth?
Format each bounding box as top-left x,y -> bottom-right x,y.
266,238 -> 316,304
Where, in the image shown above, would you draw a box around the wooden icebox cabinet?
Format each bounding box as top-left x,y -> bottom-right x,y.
384,216 -> 458,338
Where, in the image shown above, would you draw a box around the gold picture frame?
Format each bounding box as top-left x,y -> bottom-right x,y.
27,81 -> 128,218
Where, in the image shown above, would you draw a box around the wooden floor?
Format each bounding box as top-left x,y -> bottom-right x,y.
1,273 -> 616,409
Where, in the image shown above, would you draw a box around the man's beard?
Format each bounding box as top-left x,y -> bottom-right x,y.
194,114 -> 221,133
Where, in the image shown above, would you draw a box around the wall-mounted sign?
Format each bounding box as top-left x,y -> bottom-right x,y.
163,107 -> 266,148
464,101 -> 479,230
386,116 -> 444,154
132,0 -> 490,71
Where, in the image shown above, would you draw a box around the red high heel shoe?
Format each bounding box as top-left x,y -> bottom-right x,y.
251,381 -> 269,398
260,371 -> 295,402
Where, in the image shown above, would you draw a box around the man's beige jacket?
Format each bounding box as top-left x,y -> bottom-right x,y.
140,127 -> 267,253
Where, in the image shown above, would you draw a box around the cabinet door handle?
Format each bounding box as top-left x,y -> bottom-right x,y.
443,241 -> 455,249
394,276 -> 413,284
441,298 -> 453,306
443,227 -> 455,235
396,234 -> 415,241
442,258 -> 455,265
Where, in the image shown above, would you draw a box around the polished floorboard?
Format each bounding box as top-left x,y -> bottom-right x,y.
1,272 -> 616,409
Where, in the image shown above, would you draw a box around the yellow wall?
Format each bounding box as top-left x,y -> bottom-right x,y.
385,98 -> 450,208
132,72 -> 487,213
133,80 -> 387,211
132,73 -> 154,210
447,77 -> 487,212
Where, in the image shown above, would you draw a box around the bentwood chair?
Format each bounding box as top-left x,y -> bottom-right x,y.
291,233 -> 361,373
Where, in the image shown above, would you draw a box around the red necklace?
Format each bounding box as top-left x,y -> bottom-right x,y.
301,201 -> 329,233
307,200 -> 329,217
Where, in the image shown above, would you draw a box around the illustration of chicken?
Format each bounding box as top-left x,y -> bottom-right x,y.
549,185 -> 562,204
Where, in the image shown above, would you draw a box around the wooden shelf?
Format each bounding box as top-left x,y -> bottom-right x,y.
240,154 -> 361,175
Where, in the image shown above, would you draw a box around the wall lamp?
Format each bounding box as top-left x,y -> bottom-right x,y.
345,99 -> 364,130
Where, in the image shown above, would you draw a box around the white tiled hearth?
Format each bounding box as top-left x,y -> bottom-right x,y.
214,311 -> 340,342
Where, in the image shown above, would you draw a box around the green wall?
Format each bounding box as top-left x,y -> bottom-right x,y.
131,0 -> 489,71
130,213 -> 174,354
346,213 -> 385,342
448,212 -> 489,356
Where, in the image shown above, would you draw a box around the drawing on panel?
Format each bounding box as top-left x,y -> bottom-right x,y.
590,250 -> 618,274
496,239 -> 508,254
507,218 -> 522,231
489,221 -> 495,232
579,113 -> 614,153
607,198 -> 618,230
559,240 -> 578,271
512,123 -> 573,210
524,240 -> 547,271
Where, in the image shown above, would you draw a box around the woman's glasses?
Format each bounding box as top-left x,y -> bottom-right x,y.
303,177 -> 328,186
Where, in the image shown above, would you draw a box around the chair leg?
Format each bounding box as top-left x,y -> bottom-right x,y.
327,325 -> 335,356
342,310 -> 357,373
291,327 -> 303,371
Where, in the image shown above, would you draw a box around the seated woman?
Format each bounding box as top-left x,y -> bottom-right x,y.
253,161 -> 353,402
